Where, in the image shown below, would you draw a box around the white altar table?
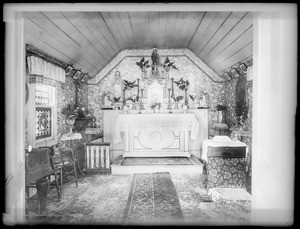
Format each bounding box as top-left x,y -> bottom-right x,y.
114,113 -> 199,157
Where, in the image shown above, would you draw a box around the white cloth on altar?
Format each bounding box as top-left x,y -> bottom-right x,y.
201,136 -> 247,161
114,113 -> 199,143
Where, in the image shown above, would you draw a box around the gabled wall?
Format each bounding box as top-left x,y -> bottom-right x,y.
87,49 -> 227,139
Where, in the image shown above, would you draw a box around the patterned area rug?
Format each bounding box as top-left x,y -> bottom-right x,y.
25,173 -> 251,225
124,172 -> 184,225
26,174 -> 132,225
121,157 -> 192,165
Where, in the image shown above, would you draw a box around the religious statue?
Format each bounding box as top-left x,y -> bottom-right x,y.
151,48 -> 160,75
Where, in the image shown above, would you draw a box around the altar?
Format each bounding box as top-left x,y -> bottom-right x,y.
114,113 -> 199,157
101,49 -> 209,159
102,109 -> 208,159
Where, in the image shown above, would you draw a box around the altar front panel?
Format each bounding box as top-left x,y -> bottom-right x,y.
114,113 -> 199,157
127,129 -> 188,157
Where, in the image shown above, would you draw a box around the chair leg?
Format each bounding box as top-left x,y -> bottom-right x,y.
76,161 -> 85,176
53,173 -> 61,199
73,163 -> 78,187
59,169 -> 63,196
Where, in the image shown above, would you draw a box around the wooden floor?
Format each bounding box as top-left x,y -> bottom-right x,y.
25,172 -> 251,225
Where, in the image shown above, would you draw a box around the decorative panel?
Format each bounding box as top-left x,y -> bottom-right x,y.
35,107 -> 52,140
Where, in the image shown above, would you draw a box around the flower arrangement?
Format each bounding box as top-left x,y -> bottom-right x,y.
189,93 -> 197,101
126,95 -> 139,103
173,95 -> 184,103
123,80 -> 138,90
150,102 -> 161,110
161,56 -> 178,72
174,77 -> 189,90
62,103 -> 91,120
235,101 -> 248,123
136,57 -> 150,72
216,104 -> 227,111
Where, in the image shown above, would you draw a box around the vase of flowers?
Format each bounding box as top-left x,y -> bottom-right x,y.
62,103 -> 91,132
150,102 -> 161,113
216,104 -> 226,123
173,96 -> 183,109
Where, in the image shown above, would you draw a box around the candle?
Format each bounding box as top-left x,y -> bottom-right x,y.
141,89 -> 144,98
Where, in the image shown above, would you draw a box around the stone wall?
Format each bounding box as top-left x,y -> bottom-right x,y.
88,49 -> 226,138
222,74 -> 253,194
223,77 -> 253,132
25,71 -> 89,168
57,77 -> 89,167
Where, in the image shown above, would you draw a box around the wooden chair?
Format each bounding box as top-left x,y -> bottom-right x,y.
49,145 -> 78,196
25,147 -> 60,213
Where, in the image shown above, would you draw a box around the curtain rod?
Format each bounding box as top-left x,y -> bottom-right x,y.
26,44 -> 68,69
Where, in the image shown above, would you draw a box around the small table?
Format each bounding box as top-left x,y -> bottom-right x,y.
60,132 -> 85,176
85,127 -> 103,141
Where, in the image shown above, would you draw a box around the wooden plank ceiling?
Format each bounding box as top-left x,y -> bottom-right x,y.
23,11 -> 253,80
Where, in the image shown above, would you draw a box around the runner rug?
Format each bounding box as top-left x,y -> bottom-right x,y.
123,172 -> 184,225
121,157 -> 192,166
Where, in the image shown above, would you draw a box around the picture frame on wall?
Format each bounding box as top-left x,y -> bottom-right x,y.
230,68 -> 239,78
223,72 -> 232,80
65,65 -> 74,76
80,74 -> 89,83
73,70 -> 82,80
239,63 -> 248,73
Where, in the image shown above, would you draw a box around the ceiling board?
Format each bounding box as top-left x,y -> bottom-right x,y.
195,11 -> 231,56
188,12 -> 218,51
208,26 -> 253,68
62,12 -> 112,61
42,11 -> 106,70
203,12 -> 253,65
213,42 -> 253,75
23,11 -> 253,80
199,11 -> 247,58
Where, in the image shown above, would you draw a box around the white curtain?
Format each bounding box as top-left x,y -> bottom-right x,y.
246,65 -> 253,81
27,55 -> 66,83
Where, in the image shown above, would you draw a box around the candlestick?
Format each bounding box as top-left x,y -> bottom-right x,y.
171,78 -> 174,98
122,88 -> 126,108
137,78 -> 140,98
184,88 -> 189,108
167,88 -> 172,111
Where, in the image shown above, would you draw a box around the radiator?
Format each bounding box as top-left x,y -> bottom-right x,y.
85,139 -> 111,172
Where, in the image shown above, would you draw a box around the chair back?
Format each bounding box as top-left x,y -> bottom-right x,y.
25,148 -> 53,186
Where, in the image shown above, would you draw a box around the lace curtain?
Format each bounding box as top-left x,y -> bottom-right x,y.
27,55 -> 66,83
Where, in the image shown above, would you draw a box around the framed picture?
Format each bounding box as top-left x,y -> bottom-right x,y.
36,107 -> 52,140
73,70 -> 82,80
80,74 -> 89,83
239,63 -> 248,73
223,72 -> 232,80
65,65 -> 73,76
230,68 -> 239,78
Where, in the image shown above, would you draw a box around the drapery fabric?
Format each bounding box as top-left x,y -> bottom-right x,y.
27,55 -> 66,83
114,113 -> 199,143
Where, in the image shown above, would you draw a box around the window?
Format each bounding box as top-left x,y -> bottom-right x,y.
35,83 -> 56,144
27,81 -> 58,147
